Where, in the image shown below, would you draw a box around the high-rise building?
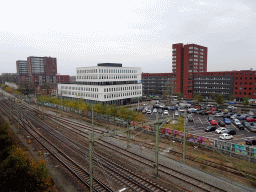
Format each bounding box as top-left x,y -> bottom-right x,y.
172,43 -> 208,98
16,56 -> 69,89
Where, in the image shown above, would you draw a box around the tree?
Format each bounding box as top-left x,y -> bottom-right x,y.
210,93 -> 215,100
194,94 -> 203,103
163,78 -> 174,101
243,96 -> 249,106
216,94 -> 224,105
177,92 -> 183,101
229,95 -> 235,101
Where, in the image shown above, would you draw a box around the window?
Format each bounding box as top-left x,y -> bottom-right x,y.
189,51 -> 193,53
172,56 -> 176,58
173,52 -> 176,55
194,59 -> 198,61
194,55 -> 198,58
200,59 -> 204,62
189,54 -> 193,57
200,52 -> 204,55
173,48 -> 176,51
189,58 -> 193,61
188,70 -> 192,72
194,51 -> 199,54
194,62 -> 198,65
200,56 -> 204,58
189,47 -> 193,49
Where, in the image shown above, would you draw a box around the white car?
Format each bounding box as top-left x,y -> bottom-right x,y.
215,113 -> 224,117
147,110 -> 152,114
153,108 -> 158,113
215,127 -> 228,134
219,133 -> 233,140
174,111 -> 179,116
232,119 -> 241,126
163,110 -> 169,115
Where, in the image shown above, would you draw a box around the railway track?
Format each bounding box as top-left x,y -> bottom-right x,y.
2,96 -> 254,191
19,102 -> 228,191
0,98 -> 170,192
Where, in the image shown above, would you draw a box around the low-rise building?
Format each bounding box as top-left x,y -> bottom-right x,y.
58,63 -> 142,105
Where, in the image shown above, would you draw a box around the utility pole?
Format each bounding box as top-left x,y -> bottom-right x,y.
92,104 -> 94,138
183,111 -> 186,163
61,92 -> 63,116
8,97 -> 11,123
126,123 -> 131,150
154,115 -> 160,177
89,132 -> 94,192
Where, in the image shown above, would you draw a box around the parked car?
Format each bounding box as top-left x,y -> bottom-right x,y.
153,108 -> 158,113
215,112 -> 224,117
204,125 -> 217,132
249,122 -> 256,132
199,110 -> 208,115
208,116 -> 214,122
163,110 -> 169,115
174,111 -> 179,116
219,133 -> 233,140
218,120 -> 226,127
246,116 -> 256,122
223,129 -> 236,135
232,119 -> 241,126
245,138 -> 256,145
146,109 -> 152,114
223,118 -> 231,124
215,127 -> 228,134
238,114 -> 249,120
158,109 -> 163,114
237,124 -> 244,130
210,120 -> 217,125
187,115 -> 194,122
242,121 -> 251,129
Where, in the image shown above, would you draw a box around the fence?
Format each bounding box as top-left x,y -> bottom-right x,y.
28,99 -> 256,161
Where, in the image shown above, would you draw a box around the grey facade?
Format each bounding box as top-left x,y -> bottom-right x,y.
193,75 -> 233,98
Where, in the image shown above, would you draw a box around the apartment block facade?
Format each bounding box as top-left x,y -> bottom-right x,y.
16,56 -> 69,89
172,43 -> 207,98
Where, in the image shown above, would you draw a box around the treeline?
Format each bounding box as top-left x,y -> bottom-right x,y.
0,117 -> 52,191
37,96 -> 145,122
1,84 -> 21,95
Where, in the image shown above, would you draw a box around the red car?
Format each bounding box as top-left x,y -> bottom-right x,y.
246,117 -> 256,122
210,120 -> 217,125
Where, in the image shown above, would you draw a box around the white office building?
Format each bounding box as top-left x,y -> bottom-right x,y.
58,63 -> 142,105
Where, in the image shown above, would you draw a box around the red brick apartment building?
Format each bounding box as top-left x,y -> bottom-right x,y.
16,56 -> 69,89
142,43 -> 256,100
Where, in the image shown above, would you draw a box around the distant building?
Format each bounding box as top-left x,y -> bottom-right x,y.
172,43 -> 207,98
16,56 -> 69,89
141,43 -> 256,100
0,73 -> 18,85
141,73 -> 174,97
58,63 -> 142,105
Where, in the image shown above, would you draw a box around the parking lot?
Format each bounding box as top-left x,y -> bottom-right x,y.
142,103 -> 256,145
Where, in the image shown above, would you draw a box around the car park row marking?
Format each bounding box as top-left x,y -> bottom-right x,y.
197,117 -> 203,124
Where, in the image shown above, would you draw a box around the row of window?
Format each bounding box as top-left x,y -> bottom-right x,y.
234,92 -> 255,95
77,69 -> 138,74
61,86 -> 99,92
104,85 -> 141,92
77,74 -> 138,80
194,77 -> 231,80
194,86 -> 230,89
194,90 -> 230,94
104,91 -> 141,99
189,47 -> 205,51
188,59 -> 204,62
61,91 -> 99,98
188,62 -> 204,66
188,70 -> 204,73
194,82 -> 230,85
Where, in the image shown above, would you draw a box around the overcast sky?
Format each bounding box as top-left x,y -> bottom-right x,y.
1,0 -> 256,76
